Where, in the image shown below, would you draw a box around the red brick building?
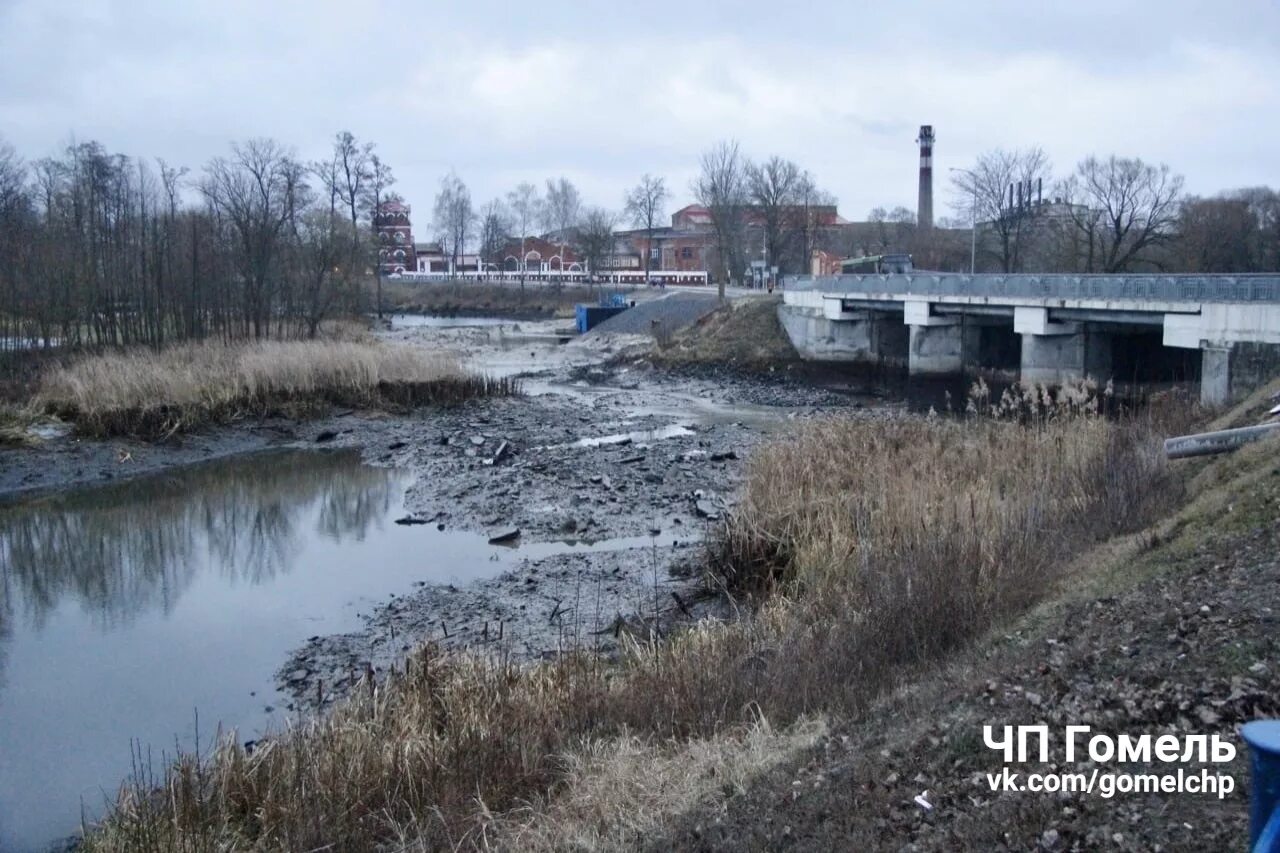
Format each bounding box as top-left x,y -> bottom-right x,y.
615,203 -> 847,282
497,236 -> 582,273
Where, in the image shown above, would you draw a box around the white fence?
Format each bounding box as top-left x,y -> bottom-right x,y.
389,269 -> 709,286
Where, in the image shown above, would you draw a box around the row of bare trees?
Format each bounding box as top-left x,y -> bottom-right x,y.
948,148 -> 1280,274
433,144 -> 837,298
691,141 -> 838,297
0,131 -> 396,363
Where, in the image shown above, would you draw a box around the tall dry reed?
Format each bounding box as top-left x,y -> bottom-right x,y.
82,411 -> 1180,851
37,340 -> 515,438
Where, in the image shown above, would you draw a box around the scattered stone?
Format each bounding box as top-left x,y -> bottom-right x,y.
710,450 -> 739,462
315,430 -> 338,443
695,500 -> 720,520
488,528 -> 521,545
394,515 -> 430,526
620,454 -> 646,464
470,435 -> 486,446
388,441 -> 407,450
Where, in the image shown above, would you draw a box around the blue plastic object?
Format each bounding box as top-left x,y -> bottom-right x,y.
1243,721 -> 1280,853
574,303 -> 628,333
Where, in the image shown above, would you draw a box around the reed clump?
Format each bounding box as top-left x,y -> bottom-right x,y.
36,340 -> 516,439
83,409 -> 1180,851
0,403 -> 35,447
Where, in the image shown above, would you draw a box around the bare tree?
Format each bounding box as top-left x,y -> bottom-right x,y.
433,170 -> 475,278
1056,155 -> 1184,272
477,198 -> 510,277
506,182 -> 541,289
624,174 -> 668,284
577,206 -> 618,289
543,177 -> 581,280
792,173 -> 837,274
331,132 -> 372,255
1176,196 -> 1256,272
746,156 -> 803,274
694,141 -> 748,300
363,153 -> 395,315
949,147 -> 1051,272
202,139 -> 307,338
1231,187 -> 1280,271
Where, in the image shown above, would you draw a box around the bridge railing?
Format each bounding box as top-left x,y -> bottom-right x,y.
785,273 -> 1280,303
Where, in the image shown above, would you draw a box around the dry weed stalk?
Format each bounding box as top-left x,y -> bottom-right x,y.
83,412 -> 1180,851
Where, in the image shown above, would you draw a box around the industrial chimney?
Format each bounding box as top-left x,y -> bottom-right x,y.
916,125 -> 935,230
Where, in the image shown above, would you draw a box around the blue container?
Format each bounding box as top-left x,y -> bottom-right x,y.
1243,720 -> 1280,852
575,304 -> 628,333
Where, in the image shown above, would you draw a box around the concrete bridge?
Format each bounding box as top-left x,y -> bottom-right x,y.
779,273 -> 1280,405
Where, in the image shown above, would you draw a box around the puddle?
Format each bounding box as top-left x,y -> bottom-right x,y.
0,449 -> 675,852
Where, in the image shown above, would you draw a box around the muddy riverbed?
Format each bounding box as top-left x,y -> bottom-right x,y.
0,314 -> 898,850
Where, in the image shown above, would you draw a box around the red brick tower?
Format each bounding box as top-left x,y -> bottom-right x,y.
375,200 -> 415,274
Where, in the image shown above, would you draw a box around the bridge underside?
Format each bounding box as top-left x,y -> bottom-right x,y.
779,298 -> 1280,406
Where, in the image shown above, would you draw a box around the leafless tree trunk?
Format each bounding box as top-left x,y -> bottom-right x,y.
478,198 -> 510,277
364,153 -> 395,316
434,171 -> 475,279
746,156 -> 803,276
507,182 -> 541,290
1056,155 -> 1183,273
544,177 -> 581,284
624,174 -> 668,286
949,147 -> 1051,272
578,206 -> 618,294
694,141 -> 748,301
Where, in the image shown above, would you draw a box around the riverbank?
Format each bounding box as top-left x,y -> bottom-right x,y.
381,280 -> 604,320
0,314 -> 858,850
12,307 -> 1270,851
79,359 -> 1213,850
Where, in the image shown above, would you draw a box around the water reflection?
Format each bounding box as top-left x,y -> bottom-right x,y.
0,448 -> 412,852
0,449 -> 395,634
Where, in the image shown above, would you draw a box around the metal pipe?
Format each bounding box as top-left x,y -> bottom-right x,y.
1164,422 -> 1280,459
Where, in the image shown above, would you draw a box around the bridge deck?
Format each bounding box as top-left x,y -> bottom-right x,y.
787,273 -> 1280,305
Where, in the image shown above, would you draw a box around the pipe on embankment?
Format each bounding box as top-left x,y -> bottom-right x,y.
1164,422 -> 1280,459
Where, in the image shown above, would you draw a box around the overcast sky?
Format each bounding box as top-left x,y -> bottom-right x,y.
2,0 -> 1278,228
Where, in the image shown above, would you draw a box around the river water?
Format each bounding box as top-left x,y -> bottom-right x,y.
0,448 -> 621,852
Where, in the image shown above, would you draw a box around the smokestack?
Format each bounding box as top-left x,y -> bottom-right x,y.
916,125 -> 934,230
1037,177 -> 1043,206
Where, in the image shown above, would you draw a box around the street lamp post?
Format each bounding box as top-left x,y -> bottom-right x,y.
949,167 -> 978,275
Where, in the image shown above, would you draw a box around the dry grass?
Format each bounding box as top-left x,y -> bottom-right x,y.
382,281 -> 602,320
653,296 -> 797,367
82,407 -> 1181,851
0,403 -> 36,447
36,340 -> 516,438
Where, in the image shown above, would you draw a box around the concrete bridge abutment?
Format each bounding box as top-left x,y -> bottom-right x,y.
775,304 -> 907,366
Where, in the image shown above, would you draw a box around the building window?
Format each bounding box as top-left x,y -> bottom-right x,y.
680,247 -> 693,259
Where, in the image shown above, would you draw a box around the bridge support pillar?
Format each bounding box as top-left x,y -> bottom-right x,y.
1016,307 -> 1110,385
1019,331 -> 1112,385
907,321 -> 979,375
1200,345 -> 1232,407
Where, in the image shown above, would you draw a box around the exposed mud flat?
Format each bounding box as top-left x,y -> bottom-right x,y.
0,315 -> 900,720
275,357 -> 903,711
